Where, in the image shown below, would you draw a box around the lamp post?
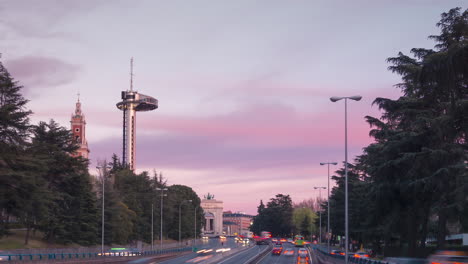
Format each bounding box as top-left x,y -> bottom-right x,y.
330,95 -> 362,264
151,203 -> 154,251
314,186 -> 326,244
239,212 -> 243,237
320,161 -> 338,253
179,200 -> 193,245
156,187 -> 168,249
194,206 -> 199,246
96,164 -> 112,255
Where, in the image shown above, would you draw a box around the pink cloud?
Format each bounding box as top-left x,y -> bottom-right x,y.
89,101 -> 374,173
133,103 -> 374,147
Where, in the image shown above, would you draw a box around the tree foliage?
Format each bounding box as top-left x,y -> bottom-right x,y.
325,7 -> 468,254
292,207 -> 316,239
251,194 -> 293,237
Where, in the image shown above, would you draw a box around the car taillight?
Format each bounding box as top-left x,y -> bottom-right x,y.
431,262 -> 441,264
364,255 -> 369,258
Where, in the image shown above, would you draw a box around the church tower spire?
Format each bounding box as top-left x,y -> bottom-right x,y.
71,94 -> 90,159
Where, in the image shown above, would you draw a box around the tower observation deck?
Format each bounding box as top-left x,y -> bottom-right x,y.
116,60 -> 158,170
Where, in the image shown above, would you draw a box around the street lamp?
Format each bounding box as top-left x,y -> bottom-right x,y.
238,212 -> 243,237
194,206 -> 199,246
330,95 -> 362,264
314,186 -> 326,244
96,164 -> 112,255
179,200 -> 193,245
156,187 -> 168,249
151,202 -> 154,251
320,161 -> 338,253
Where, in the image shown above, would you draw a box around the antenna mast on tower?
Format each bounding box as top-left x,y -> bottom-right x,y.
130,57 -> 134,91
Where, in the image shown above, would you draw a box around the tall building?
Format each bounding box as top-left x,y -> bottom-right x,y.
70,97 -> 90,159
116,59 -> 158,170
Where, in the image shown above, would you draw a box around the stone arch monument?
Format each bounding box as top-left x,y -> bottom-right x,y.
201,193 -> 223,237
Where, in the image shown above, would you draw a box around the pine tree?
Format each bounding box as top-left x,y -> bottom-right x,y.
31,120 -> 99,244
0,58 -> 33,238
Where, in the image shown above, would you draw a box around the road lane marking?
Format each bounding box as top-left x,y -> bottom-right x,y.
185,255 -> 213,263
217,245 -> 259,264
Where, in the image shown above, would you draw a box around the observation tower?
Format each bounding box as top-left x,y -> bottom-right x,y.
116,58 -> 158,170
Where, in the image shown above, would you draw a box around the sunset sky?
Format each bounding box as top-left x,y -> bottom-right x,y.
0,0 -> 464,214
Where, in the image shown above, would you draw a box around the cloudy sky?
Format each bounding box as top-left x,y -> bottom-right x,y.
0,0 -> 464,214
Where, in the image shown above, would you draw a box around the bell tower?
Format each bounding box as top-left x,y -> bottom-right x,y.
70,95 -> 90,159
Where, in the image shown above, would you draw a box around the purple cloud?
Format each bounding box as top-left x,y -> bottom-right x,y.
5,56 -> 80,94
0,0 -> 106,39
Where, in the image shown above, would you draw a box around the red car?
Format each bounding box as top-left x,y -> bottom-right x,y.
272,247 -> 283,255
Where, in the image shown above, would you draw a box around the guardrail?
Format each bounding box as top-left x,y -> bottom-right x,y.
0,246 -> 192,262
313,245 -> 389,264
245,243 -> 273,264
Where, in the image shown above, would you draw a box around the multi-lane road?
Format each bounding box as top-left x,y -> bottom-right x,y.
158,237 -> 249,264
126,237 -> 313,264
259,242 -> 303,264
216,244 -> 269,264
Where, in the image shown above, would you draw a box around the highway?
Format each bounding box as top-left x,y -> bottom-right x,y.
215,244 -> 269,264
155,237 -> 247,264
258,242 -> 312,264
124,238 -> 314,264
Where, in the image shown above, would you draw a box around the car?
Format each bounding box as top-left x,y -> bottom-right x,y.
297,249 -> 310,264
272,238 -> 278,242
219,235 -> 226,239
353,251 -> 370,259
288,238 -> 294,243
427,250 -> 468,264
331,250 -> 345,256
272,247 -> 283,255
298,248 -> 308,256
255,238 -> 269,245
202,236 -> 209,240
280,238 -> 287,243
275,241 -> 283,246
283,249 -> 294,256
